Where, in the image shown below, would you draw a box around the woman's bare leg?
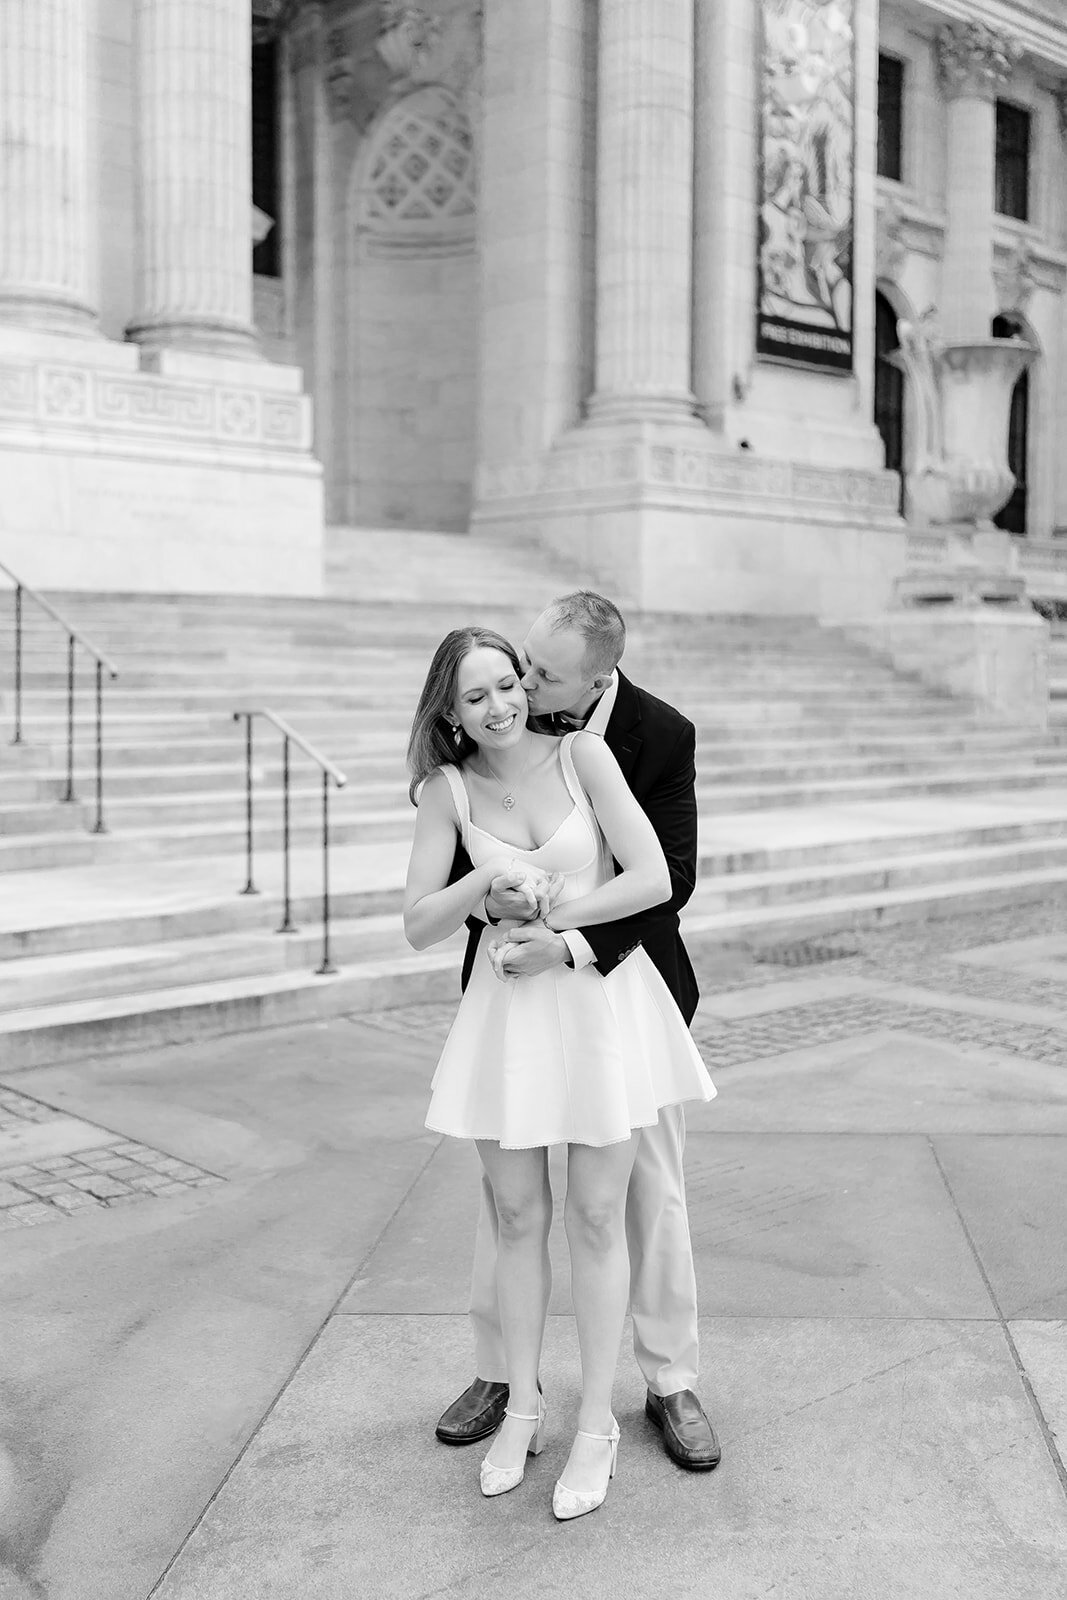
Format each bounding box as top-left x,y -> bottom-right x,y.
475,1140 -> 552,1469
561,1135 -> 639,1491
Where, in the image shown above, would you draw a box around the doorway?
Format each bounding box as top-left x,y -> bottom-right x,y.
874,291 -> 905,513
992,313 -> 1029,536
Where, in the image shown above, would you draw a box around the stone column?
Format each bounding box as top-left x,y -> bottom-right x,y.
0,0 -> 96,333
586,0 -> 698,424
937,21 -> 1022,344
127,0 -> 257,355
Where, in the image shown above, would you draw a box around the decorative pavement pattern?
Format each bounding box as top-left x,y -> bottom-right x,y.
358,893 -> 1067,1063
0,1085 -> 223,1230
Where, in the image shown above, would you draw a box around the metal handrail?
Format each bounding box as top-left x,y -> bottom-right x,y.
0,559 -> 119,834
232,708 -> 348,976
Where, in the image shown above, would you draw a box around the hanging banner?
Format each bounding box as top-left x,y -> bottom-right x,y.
757,0 -> 855,372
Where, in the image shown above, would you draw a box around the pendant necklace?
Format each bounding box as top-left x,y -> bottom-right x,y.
482,743 -> 532,811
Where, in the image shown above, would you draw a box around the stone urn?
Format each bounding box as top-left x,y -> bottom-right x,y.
936,339 -> 1036,525
890,332 -> 1036,530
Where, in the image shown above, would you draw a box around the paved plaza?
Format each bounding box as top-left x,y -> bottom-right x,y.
1,897 -> 1066,1599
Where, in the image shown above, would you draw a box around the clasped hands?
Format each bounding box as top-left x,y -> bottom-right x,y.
484,861 -> 568,982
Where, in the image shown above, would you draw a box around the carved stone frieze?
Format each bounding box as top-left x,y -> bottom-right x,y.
325,25 -> 356,119
476,443 -> 900,516
994,238 -> 1039,312
876,196 -> 907,284
936,21 -> 1023,100
0,361 -> 308,451
376,1 -> 482,97
1055,88 -> 1067,141
251,0 -> 299,45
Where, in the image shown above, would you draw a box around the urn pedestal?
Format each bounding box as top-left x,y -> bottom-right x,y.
875,336 -> 1048,726
894,336 -> 1036,609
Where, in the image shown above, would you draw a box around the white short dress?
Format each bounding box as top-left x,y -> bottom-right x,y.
425,733 -> 716,1149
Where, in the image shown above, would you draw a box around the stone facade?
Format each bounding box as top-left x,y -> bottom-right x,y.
2,1 -> 1067,613
0,0 -> 323,597
277,0 -> 1067,618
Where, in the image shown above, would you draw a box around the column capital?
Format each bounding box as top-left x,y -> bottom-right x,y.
937,21 -> 1023,102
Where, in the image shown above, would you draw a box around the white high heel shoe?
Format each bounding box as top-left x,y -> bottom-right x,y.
479,1396 -> 547,1498
552,1419 -> 620,1521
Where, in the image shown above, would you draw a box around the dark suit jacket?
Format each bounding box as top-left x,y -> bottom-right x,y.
449,670 -> 700,1025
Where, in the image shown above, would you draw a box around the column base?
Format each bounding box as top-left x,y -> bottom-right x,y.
125,316 -> 260,360
0,328 -> 322,596
584,392 -> 704,428
472,419 -> 904,619
0,289 -> 99,338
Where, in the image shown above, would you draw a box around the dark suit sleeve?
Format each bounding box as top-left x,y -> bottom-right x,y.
448,838 -> 485,993
577,720 -> 698,978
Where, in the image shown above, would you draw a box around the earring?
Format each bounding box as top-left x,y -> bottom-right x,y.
450,723 -> 463,748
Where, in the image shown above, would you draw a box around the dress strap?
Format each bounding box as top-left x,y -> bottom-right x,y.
557,732 -> 594,819
436,763 -> 472,853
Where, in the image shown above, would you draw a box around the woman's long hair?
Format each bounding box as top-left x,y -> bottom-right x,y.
407,627 -> 524,805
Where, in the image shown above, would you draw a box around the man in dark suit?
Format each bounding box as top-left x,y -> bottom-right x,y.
435,592 -> 720,1472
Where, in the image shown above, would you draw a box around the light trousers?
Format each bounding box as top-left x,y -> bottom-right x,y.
469,1103 -> 700,1397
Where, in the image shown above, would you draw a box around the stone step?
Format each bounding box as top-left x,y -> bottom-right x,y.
0,952 -> 464,1070
0,808 -> 404,870
11,725 -> 1057,774
0,913 -> 431,1009
10,759 -> 1067,845
5,807 -> 1066,959
695,764 -> 1067,811
3,855 -> 1065,1070
687,834 -> 1067,911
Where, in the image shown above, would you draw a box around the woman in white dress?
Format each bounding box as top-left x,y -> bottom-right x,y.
404,627 -> 715,1520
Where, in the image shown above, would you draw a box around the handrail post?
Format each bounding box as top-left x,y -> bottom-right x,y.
11,585 -> 22,745
316,768 -> 336,976
92,660 -> 107,833
62,635 -> 76,802
236,712 -> 259,895
276,734 -> 296,933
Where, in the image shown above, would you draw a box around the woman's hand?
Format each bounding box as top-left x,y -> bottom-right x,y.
485,861 -> 564,924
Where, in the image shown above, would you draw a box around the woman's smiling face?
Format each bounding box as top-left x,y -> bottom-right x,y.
452,646 -> 528,752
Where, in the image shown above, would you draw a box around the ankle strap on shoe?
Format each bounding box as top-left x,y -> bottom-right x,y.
504,1409 -> 541,1422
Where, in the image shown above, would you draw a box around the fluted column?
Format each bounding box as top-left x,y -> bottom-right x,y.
937,22 -> 1022,343
586,0 -> 698,424
0,0 -> 96,332
127,0 -> 257,355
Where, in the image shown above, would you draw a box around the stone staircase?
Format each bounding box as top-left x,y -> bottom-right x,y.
2,533 -> 1067,1067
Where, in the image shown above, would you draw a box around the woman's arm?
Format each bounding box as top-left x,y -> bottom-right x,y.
404,773 -> 501,950
545,734 -> 670,932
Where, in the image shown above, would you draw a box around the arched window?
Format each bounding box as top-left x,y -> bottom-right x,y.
874,291 -> 904,512
992,313 -> 1029,536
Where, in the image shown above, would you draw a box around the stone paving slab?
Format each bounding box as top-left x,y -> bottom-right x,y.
342,1129 -> 993,1321
684,1030 -> 1067,1136
2,900 -> 1067,1600
1010,1322 -> 1067,1472
153,1314 -> 1067,1600
932,1138 -> 1067,1321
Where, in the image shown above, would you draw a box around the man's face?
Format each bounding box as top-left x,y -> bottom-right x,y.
519,611 -> 599,717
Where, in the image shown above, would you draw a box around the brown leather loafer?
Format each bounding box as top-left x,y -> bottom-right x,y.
435,1378 -> 509,1445
645,1388 -> 721,1472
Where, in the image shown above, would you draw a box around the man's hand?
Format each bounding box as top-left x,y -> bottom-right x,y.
500,921 -> 571,977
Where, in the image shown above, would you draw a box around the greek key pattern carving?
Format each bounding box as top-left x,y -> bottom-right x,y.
479,443 -> 899,514
0,365 -> 39,418
0,362 -> 306,451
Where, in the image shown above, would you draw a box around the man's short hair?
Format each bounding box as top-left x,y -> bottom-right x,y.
546,591 -> 626,677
